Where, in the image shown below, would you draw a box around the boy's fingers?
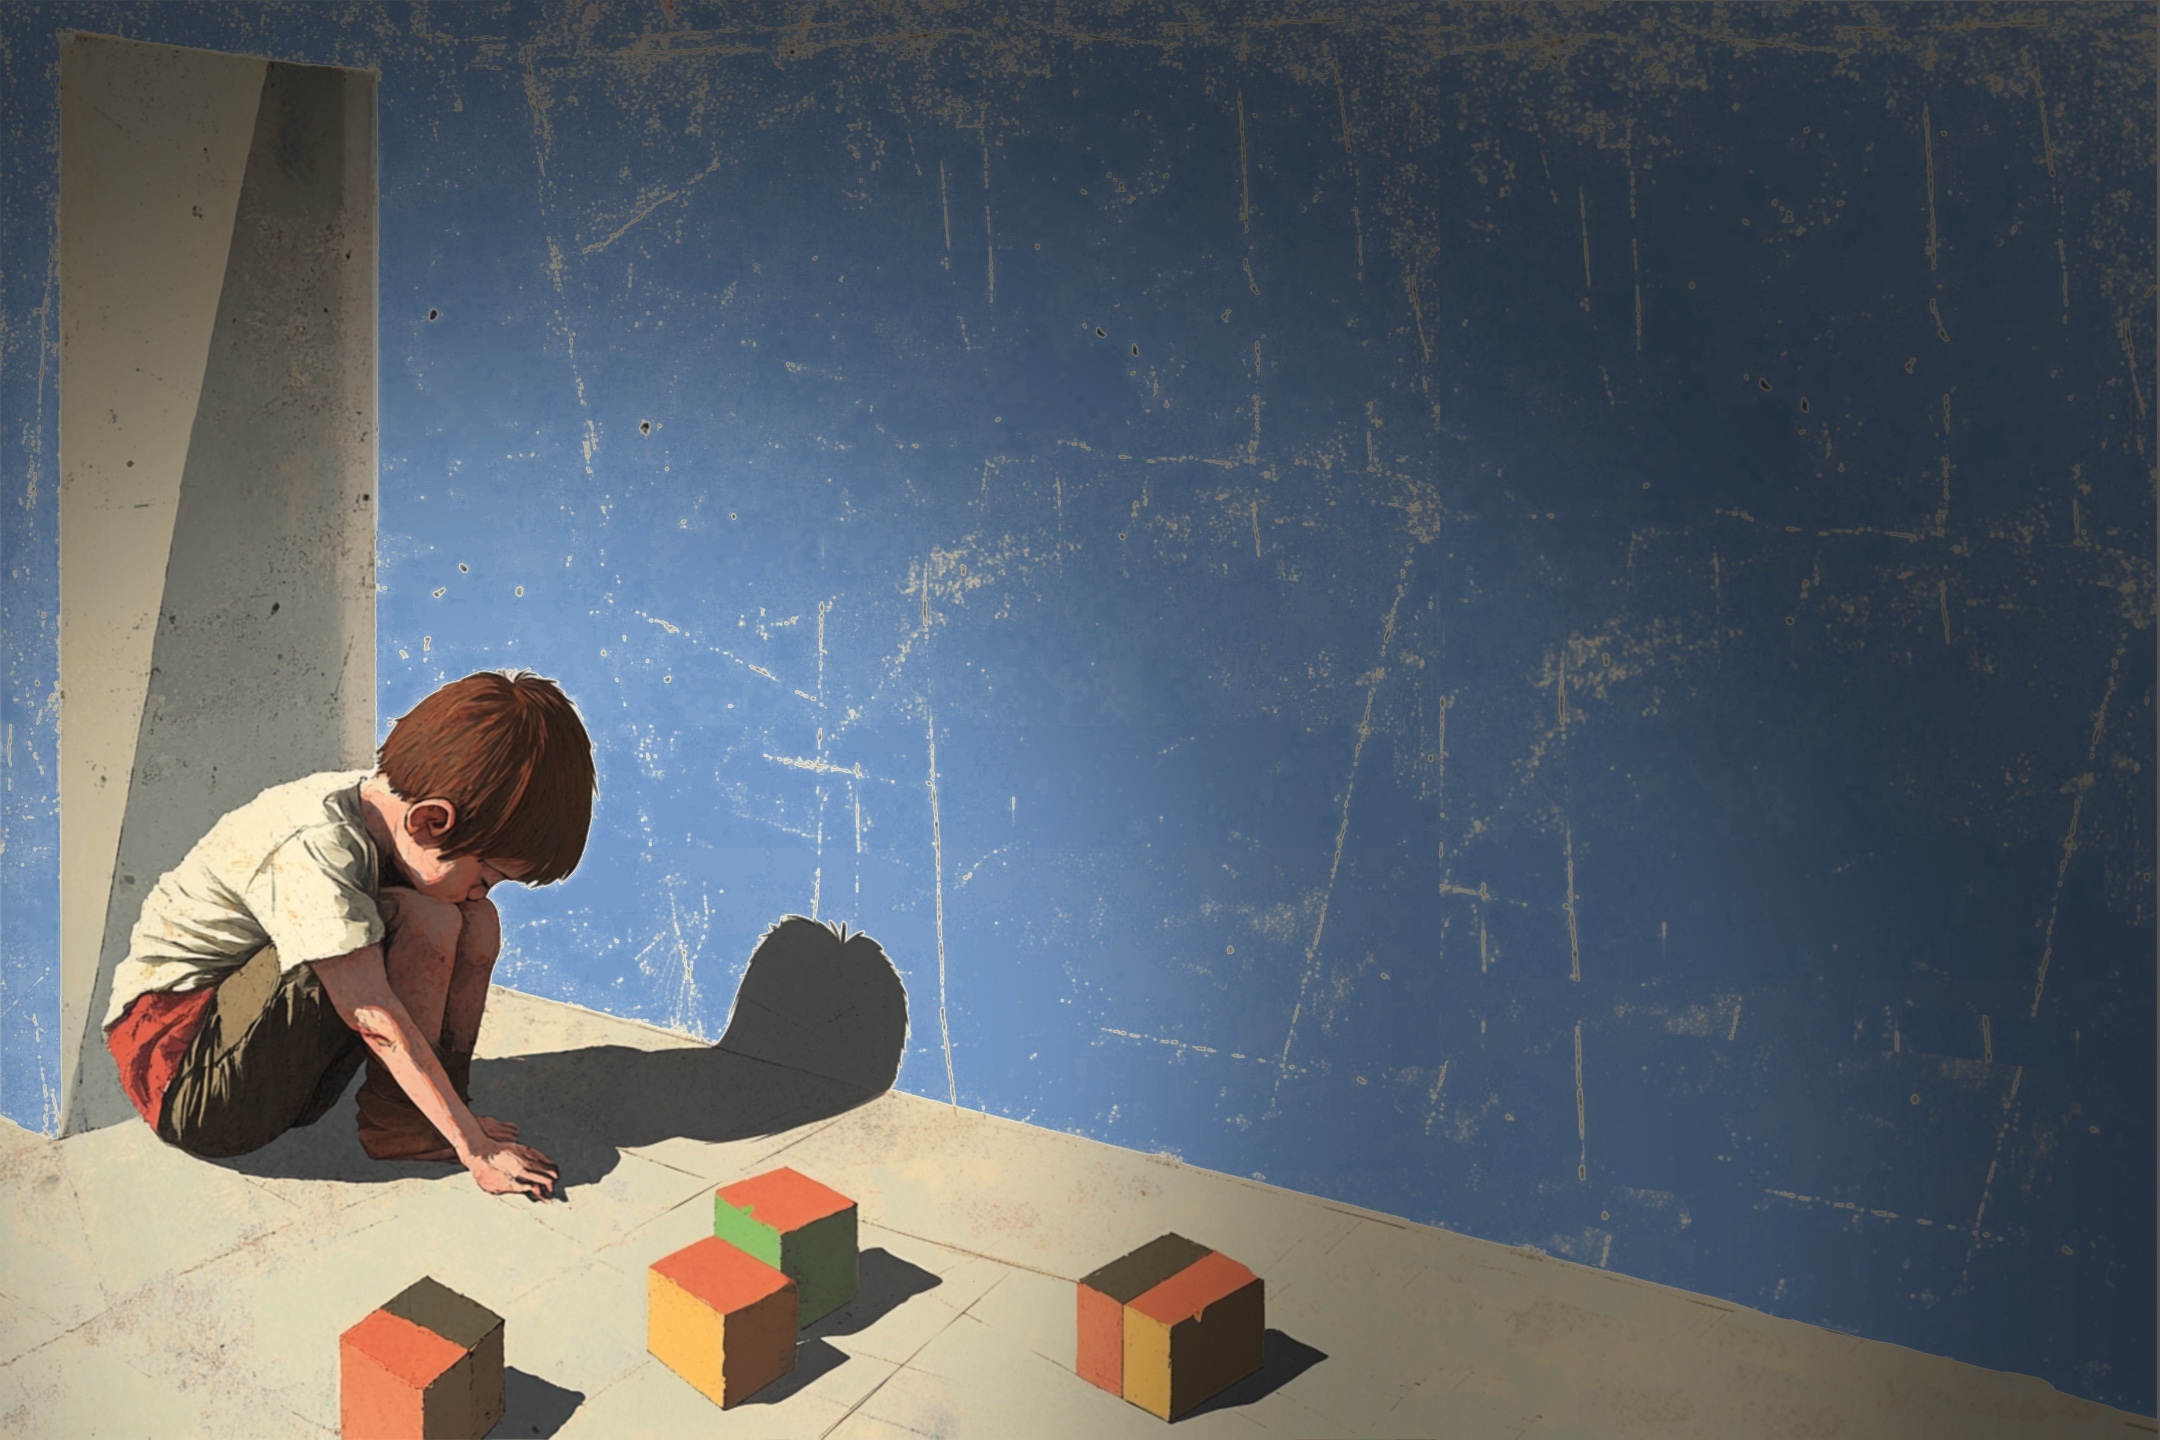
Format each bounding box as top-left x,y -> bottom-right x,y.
508,1148 -> 557,1181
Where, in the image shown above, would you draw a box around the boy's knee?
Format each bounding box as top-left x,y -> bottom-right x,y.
383,887 -> 463,958
457,896 -> 501,962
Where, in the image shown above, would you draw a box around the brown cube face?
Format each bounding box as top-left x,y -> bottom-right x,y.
339,1277 -> 505,1439
1123,1258 -> 1265,1420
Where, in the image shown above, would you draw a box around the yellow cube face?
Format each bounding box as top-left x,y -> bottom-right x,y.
649,1271 -> 730,1406
645,1249 -> 799,1410
1122,1308 -> 1178,1420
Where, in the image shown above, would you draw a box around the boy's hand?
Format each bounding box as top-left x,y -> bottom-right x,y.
466,1138 -> 560,1200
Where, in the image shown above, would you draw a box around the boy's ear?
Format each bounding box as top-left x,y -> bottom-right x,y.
405,799 -> 458,849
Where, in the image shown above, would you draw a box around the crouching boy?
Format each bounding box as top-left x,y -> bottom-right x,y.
101,671 -> 595,1199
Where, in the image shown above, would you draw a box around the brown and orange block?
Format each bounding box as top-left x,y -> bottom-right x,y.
1078,1233 -> 1265,1421
339,1276 -> 505,1439
648,1235 -> 798,1407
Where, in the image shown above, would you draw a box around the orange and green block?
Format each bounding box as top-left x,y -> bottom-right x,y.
647,1236 -> 798,1407
339,1276 -> 505,1439
713,1166 -> 859,1327
1077,1233 -> 1264,1421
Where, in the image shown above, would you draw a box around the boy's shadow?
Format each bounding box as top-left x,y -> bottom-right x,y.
217,916 -> 908,1190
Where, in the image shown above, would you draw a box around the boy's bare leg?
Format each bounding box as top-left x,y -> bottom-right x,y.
358,888 -> 516,1160
442,896 -> 501,1055
380,887 -> 458,1042
423,897 -> 514,1148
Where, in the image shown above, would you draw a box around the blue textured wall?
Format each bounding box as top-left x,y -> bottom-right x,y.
3,2 -> 2153,1411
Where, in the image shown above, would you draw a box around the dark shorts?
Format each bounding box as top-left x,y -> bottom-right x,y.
158,944 -> 365,1158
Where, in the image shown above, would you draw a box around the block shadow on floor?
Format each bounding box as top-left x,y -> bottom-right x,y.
498,1366 -> 584,1438
739,1246 -> 945,1406
1180,1330 -> 1329,1421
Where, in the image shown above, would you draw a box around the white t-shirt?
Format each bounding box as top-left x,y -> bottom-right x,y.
102,770 -> 387,1029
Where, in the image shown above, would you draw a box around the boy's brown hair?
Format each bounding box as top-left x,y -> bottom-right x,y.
378,671 -> 596,884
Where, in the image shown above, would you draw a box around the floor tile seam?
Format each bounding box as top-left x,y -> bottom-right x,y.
884,1277 -> 1020,1383
582,1168 -> 730,1267
185,1161 -> 325,1218
41,1150 -> 117,1317
8,1315 -> 173,1394
0,1283 -> 91,1341
498,1252 -> 611,1309
121,1204 -> 321,1298
517,1347 -> 648,1406
303,1177 -> 443,1218
858,1220 -> 1075,1284
609,1111 -> 842,1177
829,1405 -> 944,1440
950,1269 -> 1009,1322
0,1308 -> 102,1377
1390,1361 -> 1478,1408
748,1109 -> 871,1163
817,1274 -> 989,1438
228,1393 -> 341,1440
1322,1217 -> 1389,1257
21,1197 -> 312,1355
612,1147 -> 708,1183
1264,1233 -> 1316,1275
554,1352 -> 654,1425
525,1163 -> 718,1245
1022,1342 -> 1076,1378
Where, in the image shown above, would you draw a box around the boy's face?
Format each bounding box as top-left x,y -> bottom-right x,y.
398,799 -> 533,902
407,850 -> 531,904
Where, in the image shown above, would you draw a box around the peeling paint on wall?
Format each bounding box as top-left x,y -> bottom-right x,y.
1,1 -> 2153,1411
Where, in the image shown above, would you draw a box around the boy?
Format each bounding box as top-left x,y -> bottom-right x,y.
101,670 -> 594,1200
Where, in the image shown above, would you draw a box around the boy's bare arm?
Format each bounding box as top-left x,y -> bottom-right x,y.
312,945 -> 558,1198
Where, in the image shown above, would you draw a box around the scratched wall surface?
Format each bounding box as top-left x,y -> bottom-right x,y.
2,1 -> 2153,1409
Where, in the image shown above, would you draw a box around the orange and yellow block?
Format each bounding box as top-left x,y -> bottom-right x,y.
1077,1233 -> 1265,1420
339,1277 -> 505,1439
648,1235 -> 799,1407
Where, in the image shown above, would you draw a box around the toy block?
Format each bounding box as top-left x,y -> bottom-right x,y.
1076,1233 -> 1212,1396
339,1276 -> 504,1439
648,1235 -> 797,1407
1124,1250 -> 1264,1420
713,1165 -> 858,1326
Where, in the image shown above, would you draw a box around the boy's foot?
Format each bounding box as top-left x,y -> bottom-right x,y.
357,1117 -> 458,1163
358,1110 -> 521,1163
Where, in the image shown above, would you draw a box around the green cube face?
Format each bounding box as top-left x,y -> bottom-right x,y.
714,1176 -> 859,1328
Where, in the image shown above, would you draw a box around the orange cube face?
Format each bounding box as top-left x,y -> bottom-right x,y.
1075,1282 -> 1126,1393
339,1278 -> 505,1440
648,1236 -> 799,1408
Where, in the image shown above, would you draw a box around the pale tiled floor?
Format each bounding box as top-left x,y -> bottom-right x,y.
0,988 -> 2149,1439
